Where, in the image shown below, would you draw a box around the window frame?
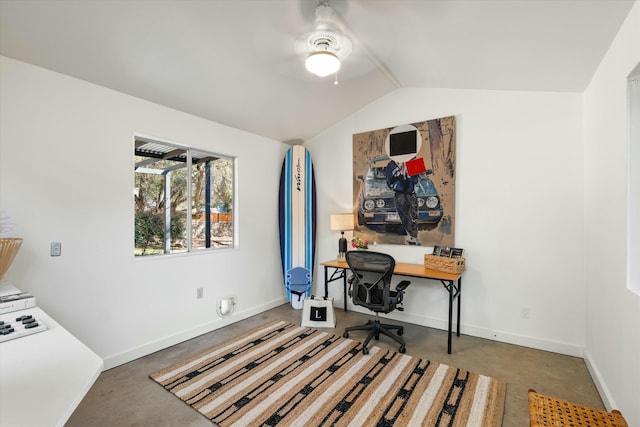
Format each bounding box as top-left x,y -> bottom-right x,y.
133,135 -> 236,257
628,63 -> 640,295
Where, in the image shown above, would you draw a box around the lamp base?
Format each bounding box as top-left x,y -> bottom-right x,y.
336,252 -> 346,262
338,236 -> 347,253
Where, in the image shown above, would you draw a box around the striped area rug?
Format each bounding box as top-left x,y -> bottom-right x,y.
150,321 -> 505,426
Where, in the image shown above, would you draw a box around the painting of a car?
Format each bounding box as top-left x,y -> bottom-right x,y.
356,156 -> 443,234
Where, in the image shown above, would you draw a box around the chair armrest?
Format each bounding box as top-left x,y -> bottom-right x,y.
348,273 -> 363,284
396,280 -> 410,291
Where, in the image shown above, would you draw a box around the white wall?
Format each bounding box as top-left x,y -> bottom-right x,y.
0,56 -> 289,369
307,87 -> 585,356
583,1 -> 640,424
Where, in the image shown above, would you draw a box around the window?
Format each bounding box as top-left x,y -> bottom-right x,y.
629,63 -> 640,294
134,137 -> 234,256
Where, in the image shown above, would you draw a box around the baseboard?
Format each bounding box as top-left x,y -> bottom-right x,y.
102,296 -> 288,370
348,305 -> 584,357
104,296 -> 584,370
584,349 -> 616,411
459,322 -> 584,357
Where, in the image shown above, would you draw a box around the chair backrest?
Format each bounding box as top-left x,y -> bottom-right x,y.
345,251 -> 396,313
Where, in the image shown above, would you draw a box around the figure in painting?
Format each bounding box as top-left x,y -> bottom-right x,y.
385,159 -> 420,245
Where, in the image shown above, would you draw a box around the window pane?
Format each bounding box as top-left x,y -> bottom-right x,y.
191,155 -> 234,250
134,151 -> 188,256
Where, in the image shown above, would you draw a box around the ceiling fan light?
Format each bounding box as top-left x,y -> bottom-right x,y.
305,51 -> 340,77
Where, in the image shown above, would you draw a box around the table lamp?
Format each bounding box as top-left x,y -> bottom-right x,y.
330,213 -> 354,262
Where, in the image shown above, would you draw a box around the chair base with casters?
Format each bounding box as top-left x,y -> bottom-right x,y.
343,309 -> 408,354
343,278 -> 410,355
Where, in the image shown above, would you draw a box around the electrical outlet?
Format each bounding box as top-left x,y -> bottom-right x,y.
50,242 -> 62,257
196,287 -> 204,299
520,305 -> 531,319
217,297 -> 236,317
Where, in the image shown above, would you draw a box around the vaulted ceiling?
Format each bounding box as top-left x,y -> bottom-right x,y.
0,0 -> 634,142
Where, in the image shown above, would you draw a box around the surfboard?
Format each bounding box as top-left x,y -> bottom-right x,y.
278,145 -> 317,308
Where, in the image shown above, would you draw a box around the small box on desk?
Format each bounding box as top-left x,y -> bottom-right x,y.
424,254 -> 466,274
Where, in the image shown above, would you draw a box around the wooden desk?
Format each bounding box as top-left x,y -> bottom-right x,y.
320,259 -> 463,354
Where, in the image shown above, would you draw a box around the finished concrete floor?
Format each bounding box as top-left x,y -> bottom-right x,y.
67,304 -> 604,426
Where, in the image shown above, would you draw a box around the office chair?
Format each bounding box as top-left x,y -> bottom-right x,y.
342,251 -> 410,354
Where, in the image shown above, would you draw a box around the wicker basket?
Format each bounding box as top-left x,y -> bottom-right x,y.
424,254 -> 465,274
527,390 -> 628,427
0,238 -> 23,282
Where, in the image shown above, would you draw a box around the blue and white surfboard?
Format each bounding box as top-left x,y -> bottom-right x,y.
278,145 -> 316,308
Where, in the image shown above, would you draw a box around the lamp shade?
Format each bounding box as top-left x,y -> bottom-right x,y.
306,51 -> 340,77
330,213 -> 354,232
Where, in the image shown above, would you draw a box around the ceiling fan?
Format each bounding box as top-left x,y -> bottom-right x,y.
251,0 -> 394,84
298,2 -> 352,79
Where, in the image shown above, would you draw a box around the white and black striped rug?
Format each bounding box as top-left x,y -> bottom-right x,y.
150,321 -> 505,426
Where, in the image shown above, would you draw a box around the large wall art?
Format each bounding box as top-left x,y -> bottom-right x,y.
352,116 -> 456,247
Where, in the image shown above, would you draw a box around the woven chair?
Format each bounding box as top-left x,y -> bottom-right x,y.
528,389 -> 628,427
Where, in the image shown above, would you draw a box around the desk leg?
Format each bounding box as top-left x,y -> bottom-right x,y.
324,266 -> 329,299
324,266 -> 348,312
442,278 -> 461,353
343,272 -> 347,312
448,280 -> 453,354
457,277 -> 461,337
